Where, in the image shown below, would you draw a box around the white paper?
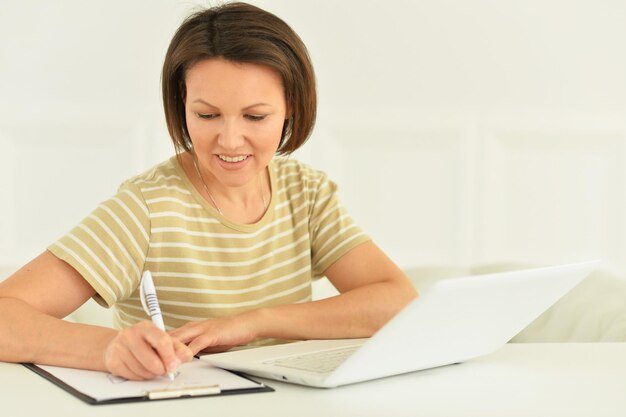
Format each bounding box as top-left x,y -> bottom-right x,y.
37,359 -> 262,401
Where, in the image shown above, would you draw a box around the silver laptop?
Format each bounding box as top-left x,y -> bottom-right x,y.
202,260 -> 599,388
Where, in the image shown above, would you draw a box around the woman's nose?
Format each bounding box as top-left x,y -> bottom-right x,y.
217,120 -> 245,150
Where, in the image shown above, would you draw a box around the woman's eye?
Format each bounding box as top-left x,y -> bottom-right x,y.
196,113 -> 218,120
245,114 -> 267,122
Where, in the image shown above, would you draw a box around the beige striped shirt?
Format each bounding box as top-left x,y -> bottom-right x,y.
49,156 -> 369,344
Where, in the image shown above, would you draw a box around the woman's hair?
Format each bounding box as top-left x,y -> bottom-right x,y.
162,2 -> 316,155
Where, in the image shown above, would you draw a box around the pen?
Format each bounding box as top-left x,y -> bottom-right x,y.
140,270 -> 176,381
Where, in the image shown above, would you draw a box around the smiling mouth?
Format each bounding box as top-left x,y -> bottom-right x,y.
218,155 -> 249,163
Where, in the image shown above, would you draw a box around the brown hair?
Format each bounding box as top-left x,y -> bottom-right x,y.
162,2 -> 316,155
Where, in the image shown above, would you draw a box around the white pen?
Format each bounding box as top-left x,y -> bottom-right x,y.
140,270 -> 176,381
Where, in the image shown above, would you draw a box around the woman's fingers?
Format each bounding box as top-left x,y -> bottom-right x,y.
140,323 -> 181,373
170,321 -> 221,355
104,321 -> 192,380
105,335 -> 157,380
121,348 -> 159,380
169,321 -> 202,344
170,315 -> 257,355
173,338 -> 195,362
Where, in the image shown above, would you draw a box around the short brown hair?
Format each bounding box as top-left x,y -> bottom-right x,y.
162,2 -> 316,155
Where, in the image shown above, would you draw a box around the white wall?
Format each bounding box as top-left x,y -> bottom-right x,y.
1,0 -> 625,276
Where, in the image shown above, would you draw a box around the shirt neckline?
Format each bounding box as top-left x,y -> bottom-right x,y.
171,154 -> 277,232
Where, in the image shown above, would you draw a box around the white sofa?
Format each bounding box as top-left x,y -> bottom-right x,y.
1,264 -> 625,341
403,264 -> 626,342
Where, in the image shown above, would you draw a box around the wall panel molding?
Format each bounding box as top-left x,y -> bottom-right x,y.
0,120 -> 152,266
477,127 -> 626,272
327,124 -> 473,268
319,110 -> 626,276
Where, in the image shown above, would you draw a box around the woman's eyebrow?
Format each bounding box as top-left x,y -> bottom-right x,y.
242,102 -> 272,110
192,98 -> 216,106
192,98 -> 271,110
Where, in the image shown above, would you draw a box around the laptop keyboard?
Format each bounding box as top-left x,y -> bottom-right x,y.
263,346 -> 360,374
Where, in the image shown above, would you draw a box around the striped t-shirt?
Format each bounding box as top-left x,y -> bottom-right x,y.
49,156 -> 369,344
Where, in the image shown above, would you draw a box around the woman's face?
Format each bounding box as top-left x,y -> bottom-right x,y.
184,58 -> 287,190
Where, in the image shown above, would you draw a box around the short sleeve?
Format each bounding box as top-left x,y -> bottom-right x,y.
48,181 -> 150,308
308,173 -> 370,278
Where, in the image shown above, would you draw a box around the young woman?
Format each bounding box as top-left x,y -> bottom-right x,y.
0,2 -> 417,381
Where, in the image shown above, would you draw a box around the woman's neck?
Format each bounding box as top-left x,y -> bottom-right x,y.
179,152 -> 271,224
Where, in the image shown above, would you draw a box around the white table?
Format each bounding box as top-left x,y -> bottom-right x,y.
2,343 -> 625,417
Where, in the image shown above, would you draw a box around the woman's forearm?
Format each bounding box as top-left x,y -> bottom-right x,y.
0,297 -> 116,370
252,280 -> 417,341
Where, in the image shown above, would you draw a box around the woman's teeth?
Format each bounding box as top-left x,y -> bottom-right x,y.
219,155 -> 248,163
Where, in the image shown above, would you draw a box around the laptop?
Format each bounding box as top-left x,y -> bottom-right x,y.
202,260 -> 599,388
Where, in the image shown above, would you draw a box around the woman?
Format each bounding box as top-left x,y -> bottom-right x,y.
0,2 -> 416,381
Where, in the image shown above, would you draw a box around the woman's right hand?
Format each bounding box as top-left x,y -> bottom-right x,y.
103,321 -> 193,381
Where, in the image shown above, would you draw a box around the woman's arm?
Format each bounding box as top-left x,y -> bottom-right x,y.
171,241 -> 417,354
0,251 -> 191,379
0,251 -> 109,365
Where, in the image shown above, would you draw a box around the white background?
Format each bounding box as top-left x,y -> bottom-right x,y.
1,0 -> 625,277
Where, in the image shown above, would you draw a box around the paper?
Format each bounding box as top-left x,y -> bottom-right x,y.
37,358 -> 262,401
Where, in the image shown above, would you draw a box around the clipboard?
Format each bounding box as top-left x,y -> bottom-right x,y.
23,358 -> 273,405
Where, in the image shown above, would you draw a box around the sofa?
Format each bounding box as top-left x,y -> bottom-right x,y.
1,264 -> 625,341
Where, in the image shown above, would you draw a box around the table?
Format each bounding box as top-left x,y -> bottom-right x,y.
2,343 -> 625,417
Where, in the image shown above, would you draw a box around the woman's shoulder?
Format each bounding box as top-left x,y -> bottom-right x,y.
120,156 -> 187,192
272,157 -> 329,188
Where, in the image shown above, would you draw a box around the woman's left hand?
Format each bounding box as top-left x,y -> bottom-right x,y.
169,311 -> 261,355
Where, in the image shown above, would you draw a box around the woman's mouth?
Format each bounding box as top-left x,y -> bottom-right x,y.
218,155 -> 249,163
